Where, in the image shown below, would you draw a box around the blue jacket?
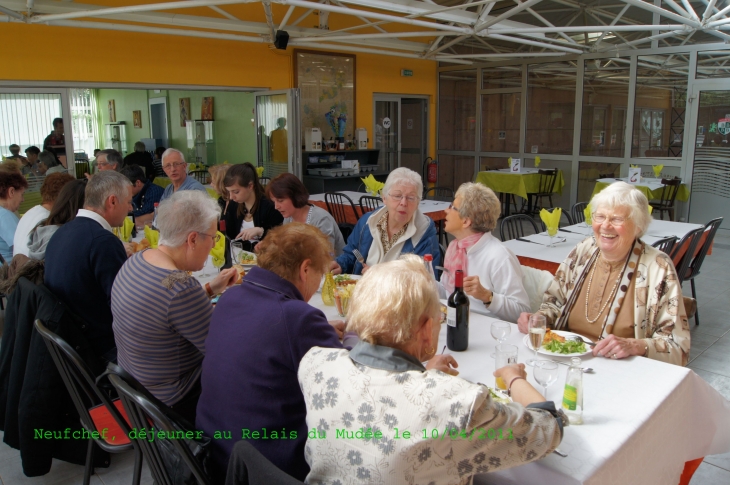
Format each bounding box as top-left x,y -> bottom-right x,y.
336,207 -> 441,275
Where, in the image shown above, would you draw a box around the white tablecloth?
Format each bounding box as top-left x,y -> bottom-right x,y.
307,297 -> 730,485
598,177 -> 676,192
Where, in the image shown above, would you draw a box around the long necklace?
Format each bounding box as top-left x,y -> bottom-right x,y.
584,252 -> 623,324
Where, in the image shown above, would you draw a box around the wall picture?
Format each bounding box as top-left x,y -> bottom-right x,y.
108,100 -> 116,123
179,97 -> 191,127
133,110 -> 142,128
201,97 -> 214,120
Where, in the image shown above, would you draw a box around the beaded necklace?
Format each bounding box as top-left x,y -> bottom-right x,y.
584,252 -> 624,324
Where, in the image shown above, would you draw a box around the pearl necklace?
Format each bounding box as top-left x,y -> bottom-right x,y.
584,252 -> 623,324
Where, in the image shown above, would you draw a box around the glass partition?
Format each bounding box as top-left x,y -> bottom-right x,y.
526,62 -> 576,156
439,70 -> 476,151
696,51 -> 730,79
481,93 -> 520,153
480,156 -> 510,171
483,67 -> 522,90
437,154 -> 475,189
578,161 -> 622,202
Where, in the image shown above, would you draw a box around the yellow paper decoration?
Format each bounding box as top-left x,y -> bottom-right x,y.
256,166 -> 264,178
652,165 -> 663,178
539,208 -> 562,236
583,203 -> 592,225
648,205 -> 653,214
143,226 -> 160,249
630,164 -> 639,168
210,231 -> 226,267
113,216 -> 135,242
535,156 -> 541,167
361,174 -> 385,197
508,157 -> 512,164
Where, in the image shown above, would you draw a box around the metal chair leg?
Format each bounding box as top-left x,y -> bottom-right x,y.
132,448 -> 143,485
691,278 -> 699,326
83,439 -> 95,485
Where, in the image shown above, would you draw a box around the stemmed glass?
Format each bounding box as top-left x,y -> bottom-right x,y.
546,225 -> 559,247
489,321 -> 511,358
527,314 -> 547,366
534,360 -> 559,398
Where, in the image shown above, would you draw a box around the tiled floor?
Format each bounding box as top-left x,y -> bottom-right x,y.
0,232 -> 729,485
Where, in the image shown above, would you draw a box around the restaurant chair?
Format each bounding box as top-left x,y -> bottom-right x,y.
356,182 -> 366,192
649,178 -> 682,221
189,169 -> 210,185
225,441 -> 304,485
437,243 -> 446,279
423,186 -> 454,202
571,201 -> 589,224
359,195 -> 382,215
34,320 -> 141,485
109,373 -> 214,485
524,169 -> 558,214
669,227 -> 705,286
260,176 -> 271,186
499,214 -> 540,241
682,217 -> 723,326
651,236 -> 678,255
325,192 -> 358,240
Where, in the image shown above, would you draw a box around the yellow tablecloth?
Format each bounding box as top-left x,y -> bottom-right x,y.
592,179 -> 691,202
153,177 -> 172,189
475,170 -> 565,200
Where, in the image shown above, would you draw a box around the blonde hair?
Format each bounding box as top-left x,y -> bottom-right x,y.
590,181 -> 652,237
208,164 -> 231,200
347,255 -> 440,347
256,223 -> 332,282
455,182 -> 501,233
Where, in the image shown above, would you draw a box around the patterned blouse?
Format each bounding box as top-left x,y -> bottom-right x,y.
299,342 -> 563,485
377,211 -> 409,254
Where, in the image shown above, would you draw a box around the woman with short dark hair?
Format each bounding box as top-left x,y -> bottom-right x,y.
268,173 -> 345,255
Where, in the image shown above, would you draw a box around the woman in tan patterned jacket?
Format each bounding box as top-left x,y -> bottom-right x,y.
299,256 -> 565,485
517,182 -> 690,366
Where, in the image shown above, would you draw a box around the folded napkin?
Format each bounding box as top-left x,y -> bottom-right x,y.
583,203 -> 592,225
540,207 -> 561,236
114,216 -> 134,242
630,164 -> 639,169
256,166 -> 264,178
652,164 -> 663,178
210,231 -> 226,267
648,205 -> 653,214
144,226 -> 160,249
361,174 -> 384,197
534,156 -> 541,167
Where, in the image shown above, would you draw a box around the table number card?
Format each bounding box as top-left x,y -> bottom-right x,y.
628,167 -> 641,184
510,158 -> 522,173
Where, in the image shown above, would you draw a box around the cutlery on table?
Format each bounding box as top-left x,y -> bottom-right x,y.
516,237 -> 541,245
553,449 -> 568,457
352,249 -> 366,266
566,335 -> 596,347
551,359 -> 594,373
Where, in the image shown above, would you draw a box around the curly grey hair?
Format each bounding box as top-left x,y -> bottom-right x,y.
590,181 -> 652,237
454,182 -> 501,233
157,190 -> 220,247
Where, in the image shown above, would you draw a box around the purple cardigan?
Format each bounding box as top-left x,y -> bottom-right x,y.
196,267 -> 343,480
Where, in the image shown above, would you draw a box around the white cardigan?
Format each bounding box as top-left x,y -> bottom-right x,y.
438,232 -> 530,323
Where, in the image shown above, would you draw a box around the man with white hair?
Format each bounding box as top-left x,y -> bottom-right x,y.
159,148 -> 207,202
44,171 -> 133,362
123,141 -> 155,181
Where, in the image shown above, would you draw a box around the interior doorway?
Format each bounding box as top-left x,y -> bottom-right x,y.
373,94 -> 429,175
148,97 -> 169,149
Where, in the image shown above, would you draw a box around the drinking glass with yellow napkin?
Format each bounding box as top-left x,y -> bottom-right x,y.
583,203 -> 592,226
210,231 -> 226,268
652,164 -> 663,178
540,208 -> 561,247
535,156 -> 541,168
113,216 -> 135,242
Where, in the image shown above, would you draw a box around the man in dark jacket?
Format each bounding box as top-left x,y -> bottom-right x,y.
123,141 -> 156,181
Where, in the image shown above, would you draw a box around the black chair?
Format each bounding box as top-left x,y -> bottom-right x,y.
649,178 -> 682,221
225,441 -> 304,485
524,169 -> 558,214
437,242 -> 446,280
598,172 -> 616,180
325,192 -> 359,241
669,227 -> 705,287
260,176 -> 271,186
423,186 -> 454,202
189,169 -> 210,184
356,182 -> 367,193
109,373 -> 214,485
571,201 -> 589,224
651,236 -> 678,255
683,217 -> 723,326
33,320 -> 141,485
499,214 -> 540,241
359,195 -> 382,215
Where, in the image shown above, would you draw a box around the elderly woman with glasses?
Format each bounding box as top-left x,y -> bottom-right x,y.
332,167 -> 439,275
517,182 -> 691,366
300,256 -> 564,484
111,190 -> 238,423
440,183 -> 530,322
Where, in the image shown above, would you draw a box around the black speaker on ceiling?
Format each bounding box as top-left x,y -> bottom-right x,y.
274,30 -> 289,50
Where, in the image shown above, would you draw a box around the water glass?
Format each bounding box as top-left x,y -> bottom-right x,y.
489,321 -> 511,358
494,344 -> 518,391
527,314 -> 547,366
534,360 -> 559,398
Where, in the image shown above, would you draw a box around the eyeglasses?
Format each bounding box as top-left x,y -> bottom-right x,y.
592,213 -> 627,226
448,203 -> 460,211
389,193 -> 418,204
97,161 -> 112,168
162,162 -> 187,170
197,231 -> 221,243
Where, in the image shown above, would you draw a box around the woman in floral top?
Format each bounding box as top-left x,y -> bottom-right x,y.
299,256 -> 564,484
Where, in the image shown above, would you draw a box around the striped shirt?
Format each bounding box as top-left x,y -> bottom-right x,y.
111,251 -> 211,404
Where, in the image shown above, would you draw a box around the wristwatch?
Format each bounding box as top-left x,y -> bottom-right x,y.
483,291 -> 493,306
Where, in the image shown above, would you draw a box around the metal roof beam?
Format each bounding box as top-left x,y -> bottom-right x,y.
618,0 -> 700,28
475,0 -> 543,32
0,4 -> 25,20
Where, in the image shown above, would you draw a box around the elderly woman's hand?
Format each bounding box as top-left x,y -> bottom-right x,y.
236,227 -> 264,241
426,354 -> 459,376
517,312 -> 532,334
493,363 -> 526,385
463,276 -> 492,304
592,334 -> 645,360
360,263 -> 371,275
209,267 -> 238,295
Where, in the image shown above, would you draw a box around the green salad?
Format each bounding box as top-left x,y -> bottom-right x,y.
334,274 -> 353,284
543,339 -> 586,354
488,388 -> 511,403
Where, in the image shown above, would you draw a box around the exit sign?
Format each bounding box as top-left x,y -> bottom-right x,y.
401,69 -> 413,77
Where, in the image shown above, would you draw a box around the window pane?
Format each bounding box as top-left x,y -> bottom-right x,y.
578,161 -> 621,202
480,156 -> 509,171
439,70 -> 476,151
437,154 -> 475,191
632,54 -> 688,158
483,67 -> 522,90
696,51 -> 730,79
580,58 -> 630,157
481,93 -> 520,153
526,62 -> 576,155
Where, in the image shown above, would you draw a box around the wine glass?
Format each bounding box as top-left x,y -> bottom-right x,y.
534,360 -> 559,398
527,314 -> 547,366
489,321 -> 511,358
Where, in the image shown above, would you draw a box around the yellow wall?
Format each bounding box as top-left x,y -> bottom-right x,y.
0,23 -> 437,157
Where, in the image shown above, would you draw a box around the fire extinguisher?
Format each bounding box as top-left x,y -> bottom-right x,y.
424,157 -> 438,184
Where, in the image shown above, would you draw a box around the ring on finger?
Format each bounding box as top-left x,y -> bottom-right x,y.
612,353 -> 617,359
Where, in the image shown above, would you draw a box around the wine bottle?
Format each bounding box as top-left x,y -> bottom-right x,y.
447,270 -> 469,351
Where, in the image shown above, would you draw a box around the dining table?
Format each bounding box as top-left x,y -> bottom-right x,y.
502,219 -> 706,274
308,191 -> 451,225
307,294 -> 730,485
592,177 -> 691,202
475,168 -> 565,216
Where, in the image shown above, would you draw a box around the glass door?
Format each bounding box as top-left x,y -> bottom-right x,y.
374,95 -> 428,174
254,89 -> 301,179
686,84 -> 730,232
374,97 -> 399,172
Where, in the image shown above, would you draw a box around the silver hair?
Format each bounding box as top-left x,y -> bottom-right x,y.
98,149 -> 123,170
84,170 -> 132,211
454,182 -> 501,233
161,148 -> 185,165
590,181 -> 652,237
134,141 -> 146,152
157,190 -> 220,247
382,167 -> 423,201
38,150 -> 59,168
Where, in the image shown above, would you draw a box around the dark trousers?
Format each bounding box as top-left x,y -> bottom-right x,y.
169,377 -> 202,425
224,441 -> 302,485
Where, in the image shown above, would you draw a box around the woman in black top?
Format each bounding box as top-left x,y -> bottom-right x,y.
223,163 -> 283,251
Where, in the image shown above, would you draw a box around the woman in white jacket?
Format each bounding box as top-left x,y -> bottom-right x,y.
439,182 -> 530,322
